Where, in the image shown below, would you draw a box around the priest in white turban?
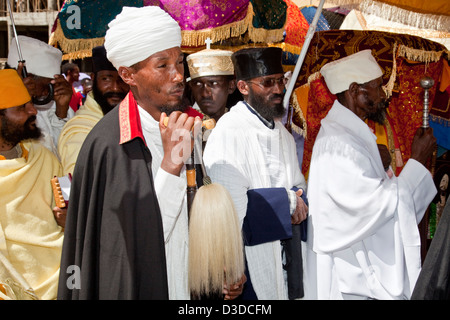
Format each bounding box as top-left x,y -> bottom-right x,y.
58,6 -> 204,300
304,50 -> 438,300
7,36 -> 75,158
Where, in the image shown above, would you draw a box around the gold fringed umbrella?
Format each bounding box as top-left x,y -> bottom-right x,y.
49,0 -> 289,60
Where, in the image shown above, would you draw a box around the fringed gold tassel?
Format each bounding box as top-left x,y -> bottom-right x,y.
290,89 -> 307,138
384,42 -> 398,98
384,42 -> 448,97
181,2 -> 286,47
247,2 -> 286,44
307,71 -> 321,85
181,2 -> 255,48
280,42 -> 303,56
49,20 -> 104,60
359,0 -> 450,32
397,44 -> 447,64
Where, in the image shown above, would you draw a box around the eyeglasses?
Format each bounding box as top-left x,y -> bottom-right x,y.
247,77 -> 287,88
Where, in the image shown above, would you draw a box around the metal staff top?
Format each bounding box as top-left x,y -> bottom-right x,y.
420,76 -> 435,129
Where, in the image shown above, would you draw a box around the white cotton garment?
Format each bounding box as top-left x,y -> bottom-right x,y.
304,100 -> 437,300
104,6 -> 182,70
138,106 -> 190,300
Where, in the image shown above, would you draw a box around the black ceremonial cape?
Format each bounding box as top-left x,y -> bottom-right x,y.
411,199 -> 450,300
57,92 -> 168,299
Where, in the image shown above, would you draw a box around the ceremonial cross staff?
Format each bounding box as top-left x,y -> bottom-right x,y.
420,76 -> 434,129
420,76 -> 437,176
186,119 -> 215,217
185,37 -> 215,216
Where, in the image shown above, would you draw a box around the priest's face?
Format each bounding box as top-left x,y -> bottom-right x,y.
357,77 -> 388,125
93,70 -> 129,115
189,75 -> 236,121
245,73 -> 286,121
124,47 -> 186,118
0,102 -> 42,147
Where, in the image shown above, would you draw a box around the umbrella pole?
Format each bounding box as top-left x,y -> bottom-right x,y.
6,0 -> 28,78
283,0 -> 326,109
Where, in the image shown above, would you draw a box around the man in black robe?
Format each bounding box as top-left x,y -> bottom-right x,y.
57,6 -> 200,300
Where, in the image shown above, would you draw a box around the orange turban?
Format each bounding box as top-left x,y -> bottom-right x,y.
0,69 -> 31,110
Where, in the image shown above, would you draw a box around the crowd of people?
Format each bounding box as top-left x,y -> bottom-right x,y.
0,6 -> 445,300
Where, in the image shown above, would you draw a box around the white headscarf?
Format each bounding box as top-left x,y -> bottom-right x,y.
104,6 -> 182,70
320,49 -> 383,94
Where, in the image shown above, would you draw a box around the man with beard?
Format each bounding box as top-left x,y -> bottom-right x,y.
203,47 -> 309,300
304,50 -> 437,300
57,6 -> 206,300
7,36 -> 74,158
58,45 -> 129,176
0,69 -> 64,300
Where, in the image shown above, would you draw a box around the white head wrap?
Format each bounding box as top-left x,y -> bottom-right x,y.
7,35 -> 62,79
320,49 -> 383,94
104,6 -> 182,70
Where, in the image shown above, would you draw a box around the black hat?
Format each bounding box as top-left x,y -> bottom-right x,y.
92,46 -> 116,73
231,47 -> 284,81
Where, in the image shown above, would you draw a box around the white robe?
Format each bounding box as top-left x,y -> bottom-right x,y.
305,100 -> 437,300
138,107 -> 189,300
203,101 -> 306,300
35,101 -> 75,158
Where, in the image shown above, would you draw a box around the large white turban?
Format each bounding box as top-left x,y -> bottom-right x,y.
104,6 -> 182,70
7,36 -> 62,79
320,49 -> 383,94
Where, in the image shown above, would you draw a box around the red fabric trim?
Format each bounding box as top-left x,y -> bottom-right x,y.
118,94 -> 203,146
184,106 -> 204,119
119,92 -> 145,145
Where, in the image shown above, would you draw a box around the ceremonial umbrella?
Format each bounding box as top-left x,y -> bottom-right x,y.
49,0 -> 289,60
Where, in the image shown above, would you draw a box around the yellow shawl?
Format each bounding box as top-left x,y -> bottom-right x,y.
0,141 -> 63,300
58,91 -> 104,175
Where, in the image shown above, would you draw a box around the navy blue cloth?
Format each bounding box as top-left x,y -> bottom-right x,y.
243,188 -> 292,246
242,186 -> 308,299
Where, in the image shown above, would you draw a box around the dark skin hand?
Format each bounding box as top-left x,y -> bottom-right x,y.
291,189 -> 308,224
223,273 -> 247,300
17,62 -> 72,119
51,74 -> 73,118
378,144 -> 392,170
52,206 -> 67,228
159,111 -> 199,176
410,127 -> 436,166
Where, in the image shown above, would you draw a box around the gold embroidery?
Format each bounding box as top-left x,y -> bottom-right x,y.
119,97 -> 131,144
